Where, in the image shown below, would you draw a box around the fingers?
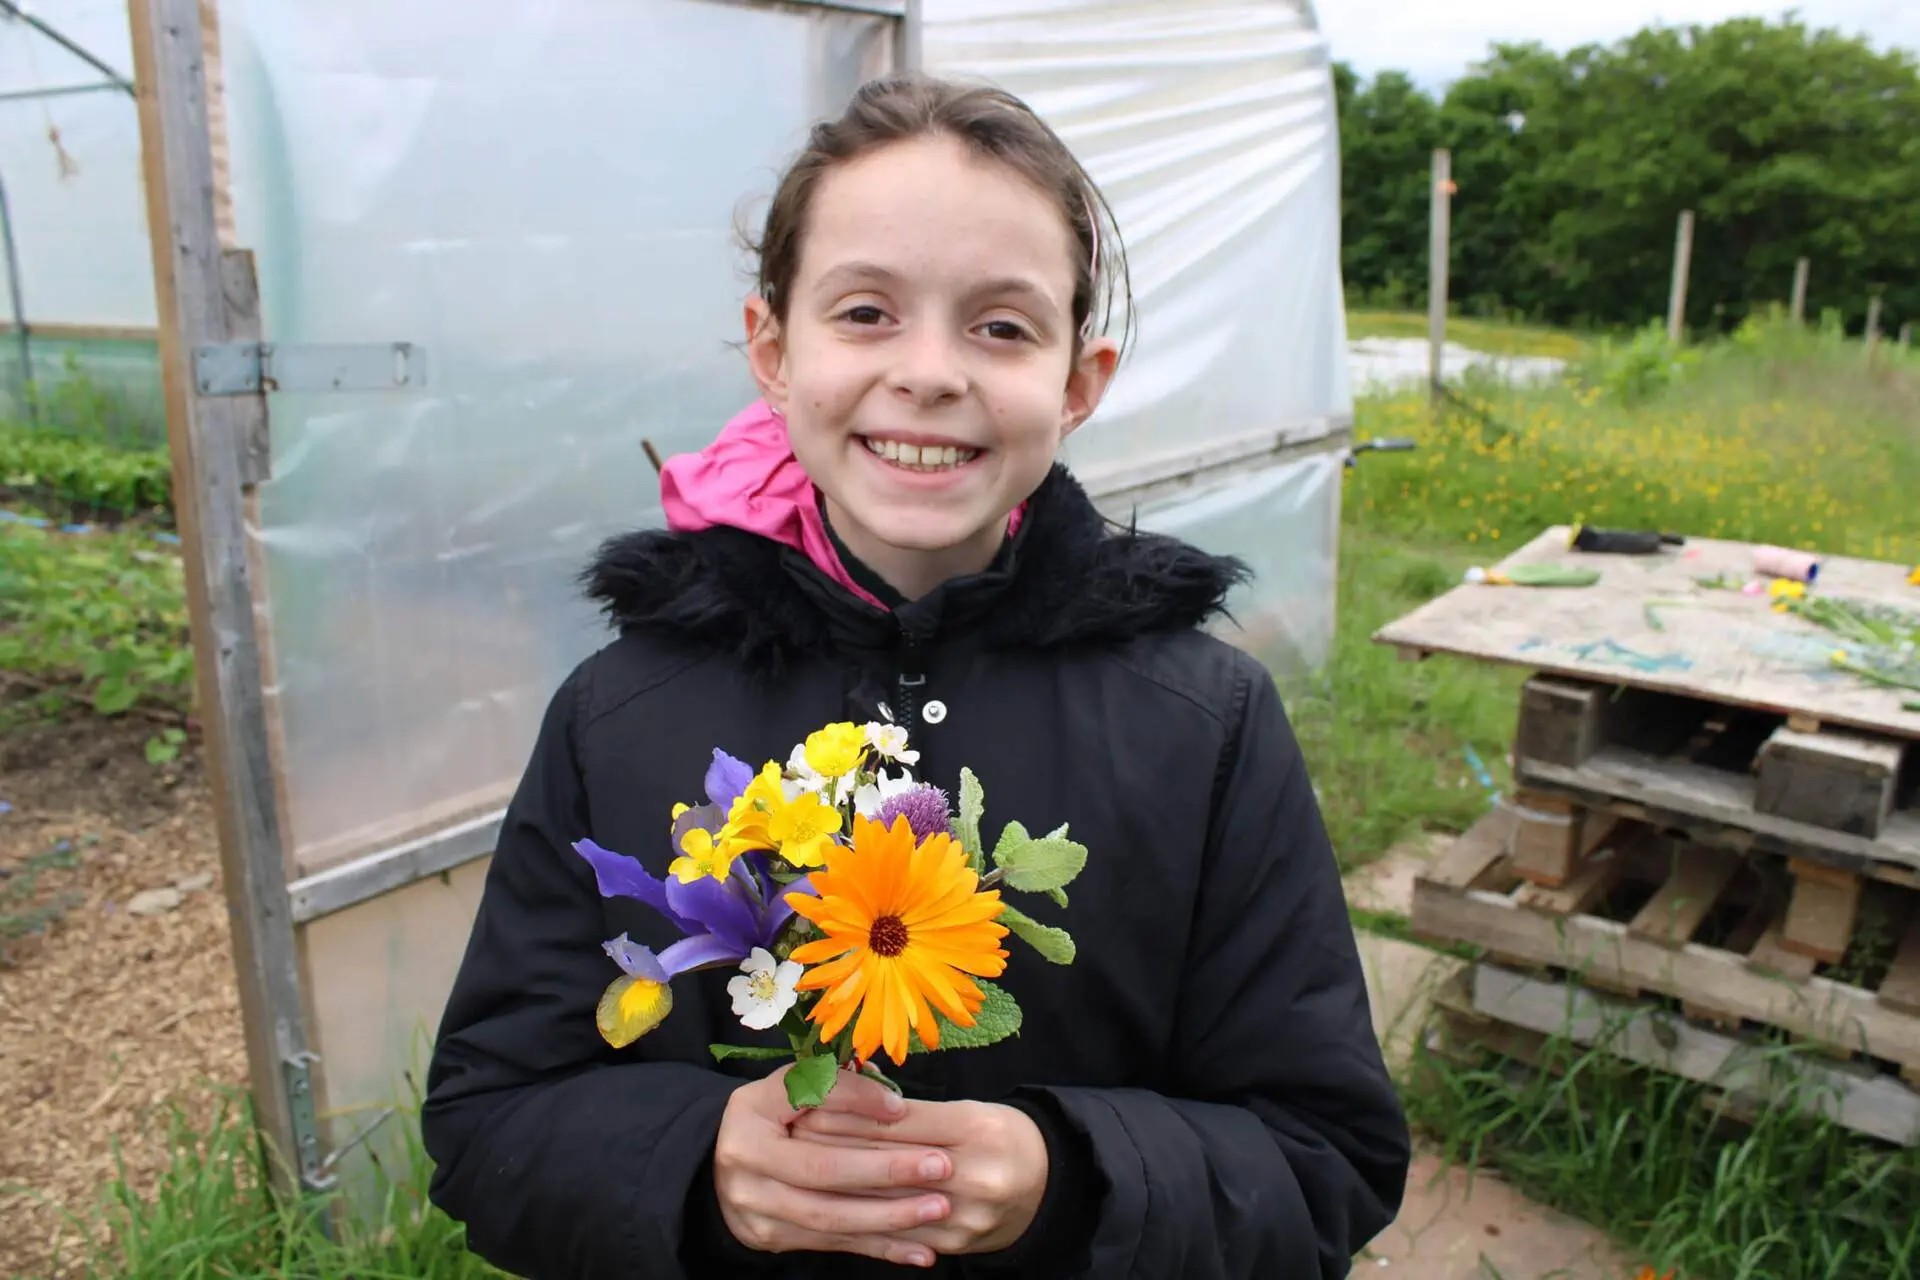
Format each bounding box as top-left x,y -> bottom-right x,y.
793,1098 -> 983,1146
757,1133 -> 954,1194
721,1178 -> 952,1267
803,1069 -> 909,1124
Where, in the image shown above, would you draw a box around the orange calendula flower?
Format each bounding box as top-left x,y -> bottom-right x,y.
785,816 -> 1009,1067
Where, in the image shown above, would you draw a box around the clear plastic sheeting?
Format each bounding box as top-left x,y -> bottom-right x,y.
0,1 -> 153,327
219,0 -> 1348,867
221,0 -> 893,864
1129,449 -> 1343,678
925,0 -> 1353,476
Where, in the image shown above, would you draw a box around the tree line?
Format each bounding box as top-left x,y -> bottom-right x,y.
1333,16 -> 1920,336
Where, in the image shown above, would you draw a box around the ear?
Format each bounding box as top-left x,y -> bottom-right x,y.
744,295 -> 789,410
1059,336 -> 1120,439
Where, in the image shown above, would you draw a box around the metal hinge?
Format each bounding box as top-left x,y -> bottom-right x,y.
279,1051 -> 398,1195
281,1051 -> 335,1193
195,342 -> 427,396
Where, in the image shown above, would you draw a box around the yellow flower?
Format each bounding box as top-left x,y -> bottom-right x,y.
1767,578 -> 1806,601
1908,565 -> 1920,586
670,826 -> 740,884
787,816 -> 1008,1067
802,722 -> 867,779
727,763 -> 785,848
768,790 -> 842,868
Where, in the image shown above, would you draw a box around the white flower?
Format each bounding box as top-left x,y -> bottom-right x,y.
863,721 -> 920,766
854,768 -> 918,819
727,947 -> 803,1031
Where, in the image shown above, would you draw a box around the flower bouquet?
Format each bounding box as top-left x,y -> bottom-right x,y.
572,718 -> 1086,1108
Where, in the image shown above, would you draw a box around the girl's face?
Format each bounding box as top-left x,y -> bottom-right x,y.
746,135 -> 1119,599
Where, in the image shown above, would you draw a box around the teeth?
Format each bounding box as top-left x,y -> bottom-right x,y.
864,438 -> 978,471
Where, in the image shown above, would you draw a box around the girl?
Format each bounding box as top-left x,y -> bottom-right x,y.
423,72 -> 1409,1279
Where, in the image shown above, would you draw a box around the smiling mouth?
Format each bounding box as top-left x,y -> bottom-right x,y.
861,436 -> 981,472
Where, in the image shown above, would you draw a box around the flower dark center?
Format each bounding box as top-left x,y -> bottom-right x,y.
868,914 -> 910,957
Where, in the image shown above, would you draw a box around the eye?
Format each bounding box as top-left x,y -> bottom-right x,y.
838,304 -> 888,326
979,319 -> 1033,343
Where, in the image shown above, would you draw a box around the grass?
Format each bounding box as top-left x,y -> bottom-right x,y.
36,1087 -> 506,1280
1346,307 -> 1595,361
1408,1025 -> 1920,1279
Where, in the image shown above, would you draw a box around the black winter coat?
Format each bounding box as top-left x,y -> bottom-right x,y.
422,465 -> 1409,1280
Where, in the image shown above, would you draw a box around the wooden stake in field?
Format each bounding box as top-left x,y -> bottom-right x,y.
1901,321 -> 1913,353
1666,209 -> 1694,344
1865,294 -> 1883,365
1428,148 -> 1452,404
1791,256 -> 1810,325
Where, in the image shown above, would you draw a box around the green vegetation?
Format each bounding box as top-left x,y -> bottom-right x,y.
1345,308 -> 1591,360
1409,1025 -> 1920,1279
0,427 -> 174,522
44,1089 -> 505,1280
1335,16 -> 1920,336
0,516 -> 192,720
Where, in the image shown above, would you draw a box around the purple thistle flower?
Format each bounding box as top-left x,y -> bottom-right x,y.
876,783 -> 953,842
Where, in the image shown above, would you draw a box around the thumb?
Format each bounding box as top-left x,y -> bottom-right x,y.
796,1065 -> 907,1125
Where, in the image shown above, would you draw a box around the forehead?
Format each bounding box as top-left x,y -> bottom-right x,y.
798,134 -> 1080,296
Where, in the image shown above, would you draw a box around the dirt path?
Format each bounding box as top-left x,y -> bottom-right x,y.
0,700 -> 243,1277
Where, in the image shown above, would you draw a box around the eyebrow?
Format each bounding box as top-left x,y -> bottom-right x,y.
813,261 -> 1063,314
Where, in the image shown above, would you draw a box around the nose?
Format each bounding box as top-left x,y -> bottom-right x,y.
887,323 -> 968,407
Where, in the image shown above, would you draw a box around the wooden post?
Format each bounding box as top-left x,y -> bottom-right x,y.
894,0 -> 923,71
1666,210 -> 1694,344
1865,295 -> 1882,365
1790,257 -> 1810,325
128,0 -> 317,1198
1428,148 -> 1451,403
1901,321 -> 1913,353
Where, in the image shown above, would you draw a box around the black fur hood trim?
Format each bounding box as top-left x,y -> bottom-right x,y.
581,465 -> 1248,671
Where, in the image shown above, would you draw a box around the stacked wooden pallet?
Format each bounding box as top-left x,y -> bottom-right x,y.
1376,529 -> 1920,1145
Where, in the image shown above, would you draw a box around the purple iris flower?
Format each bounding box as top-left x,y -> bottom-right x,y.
574,835 -> 805,980
705,748 -> 755,812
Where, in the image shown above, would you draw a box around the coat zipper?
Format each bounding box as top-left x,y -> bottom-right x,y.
894,628 -> 927,732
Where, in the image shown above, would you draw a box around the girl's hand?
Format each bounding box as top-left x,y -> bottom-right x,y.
712,1068 -> 957,1268
790,1099 -> 1051,1255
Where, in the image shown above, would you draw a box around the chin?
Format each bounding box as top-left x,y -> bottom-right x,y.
864,509 -> 998,554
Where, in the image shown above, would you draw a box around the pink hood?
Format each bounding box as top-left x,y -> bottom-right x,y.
659,400 -> 1020,609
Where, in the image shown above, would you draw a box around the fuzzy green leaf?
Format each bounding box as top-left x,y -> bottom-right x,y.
991,823 -> 1087,894
784,1054 -> 841,1109
1045,887 -> 1069,909
909,979 -> 1023,1052
997,902 -> 1075,964
956,768 -> 986,871
709,1044 -> 793,1063
935,979 -> 1023,1049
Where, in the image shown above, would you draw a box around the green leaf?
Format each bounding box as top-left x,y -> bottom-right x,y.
997,902 -> 1076,964
709,1044 -> 793,1063
991,822 -> 1087,894
956,768 -> 986,871
1045,887 -> 1069,909
920,979 -> 1022,1050
92,679 -> 138,716
143,733 -> 181,766
785,1053 -> 841,1109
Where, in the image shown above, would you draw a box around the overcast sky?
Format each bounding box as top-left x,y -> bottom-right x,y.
1316,1 -> 1920,90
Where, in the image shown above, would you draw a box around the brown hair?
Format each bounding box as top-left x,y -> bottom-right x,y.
749,71 -> 1132,359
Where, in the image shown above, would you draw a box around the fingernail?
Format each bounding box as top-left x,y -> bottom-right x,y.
920,1155 -> 946,1180
918,1198 -> 944,1223
909,1251 -> 933,1268
885,1093 -> 907,1116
